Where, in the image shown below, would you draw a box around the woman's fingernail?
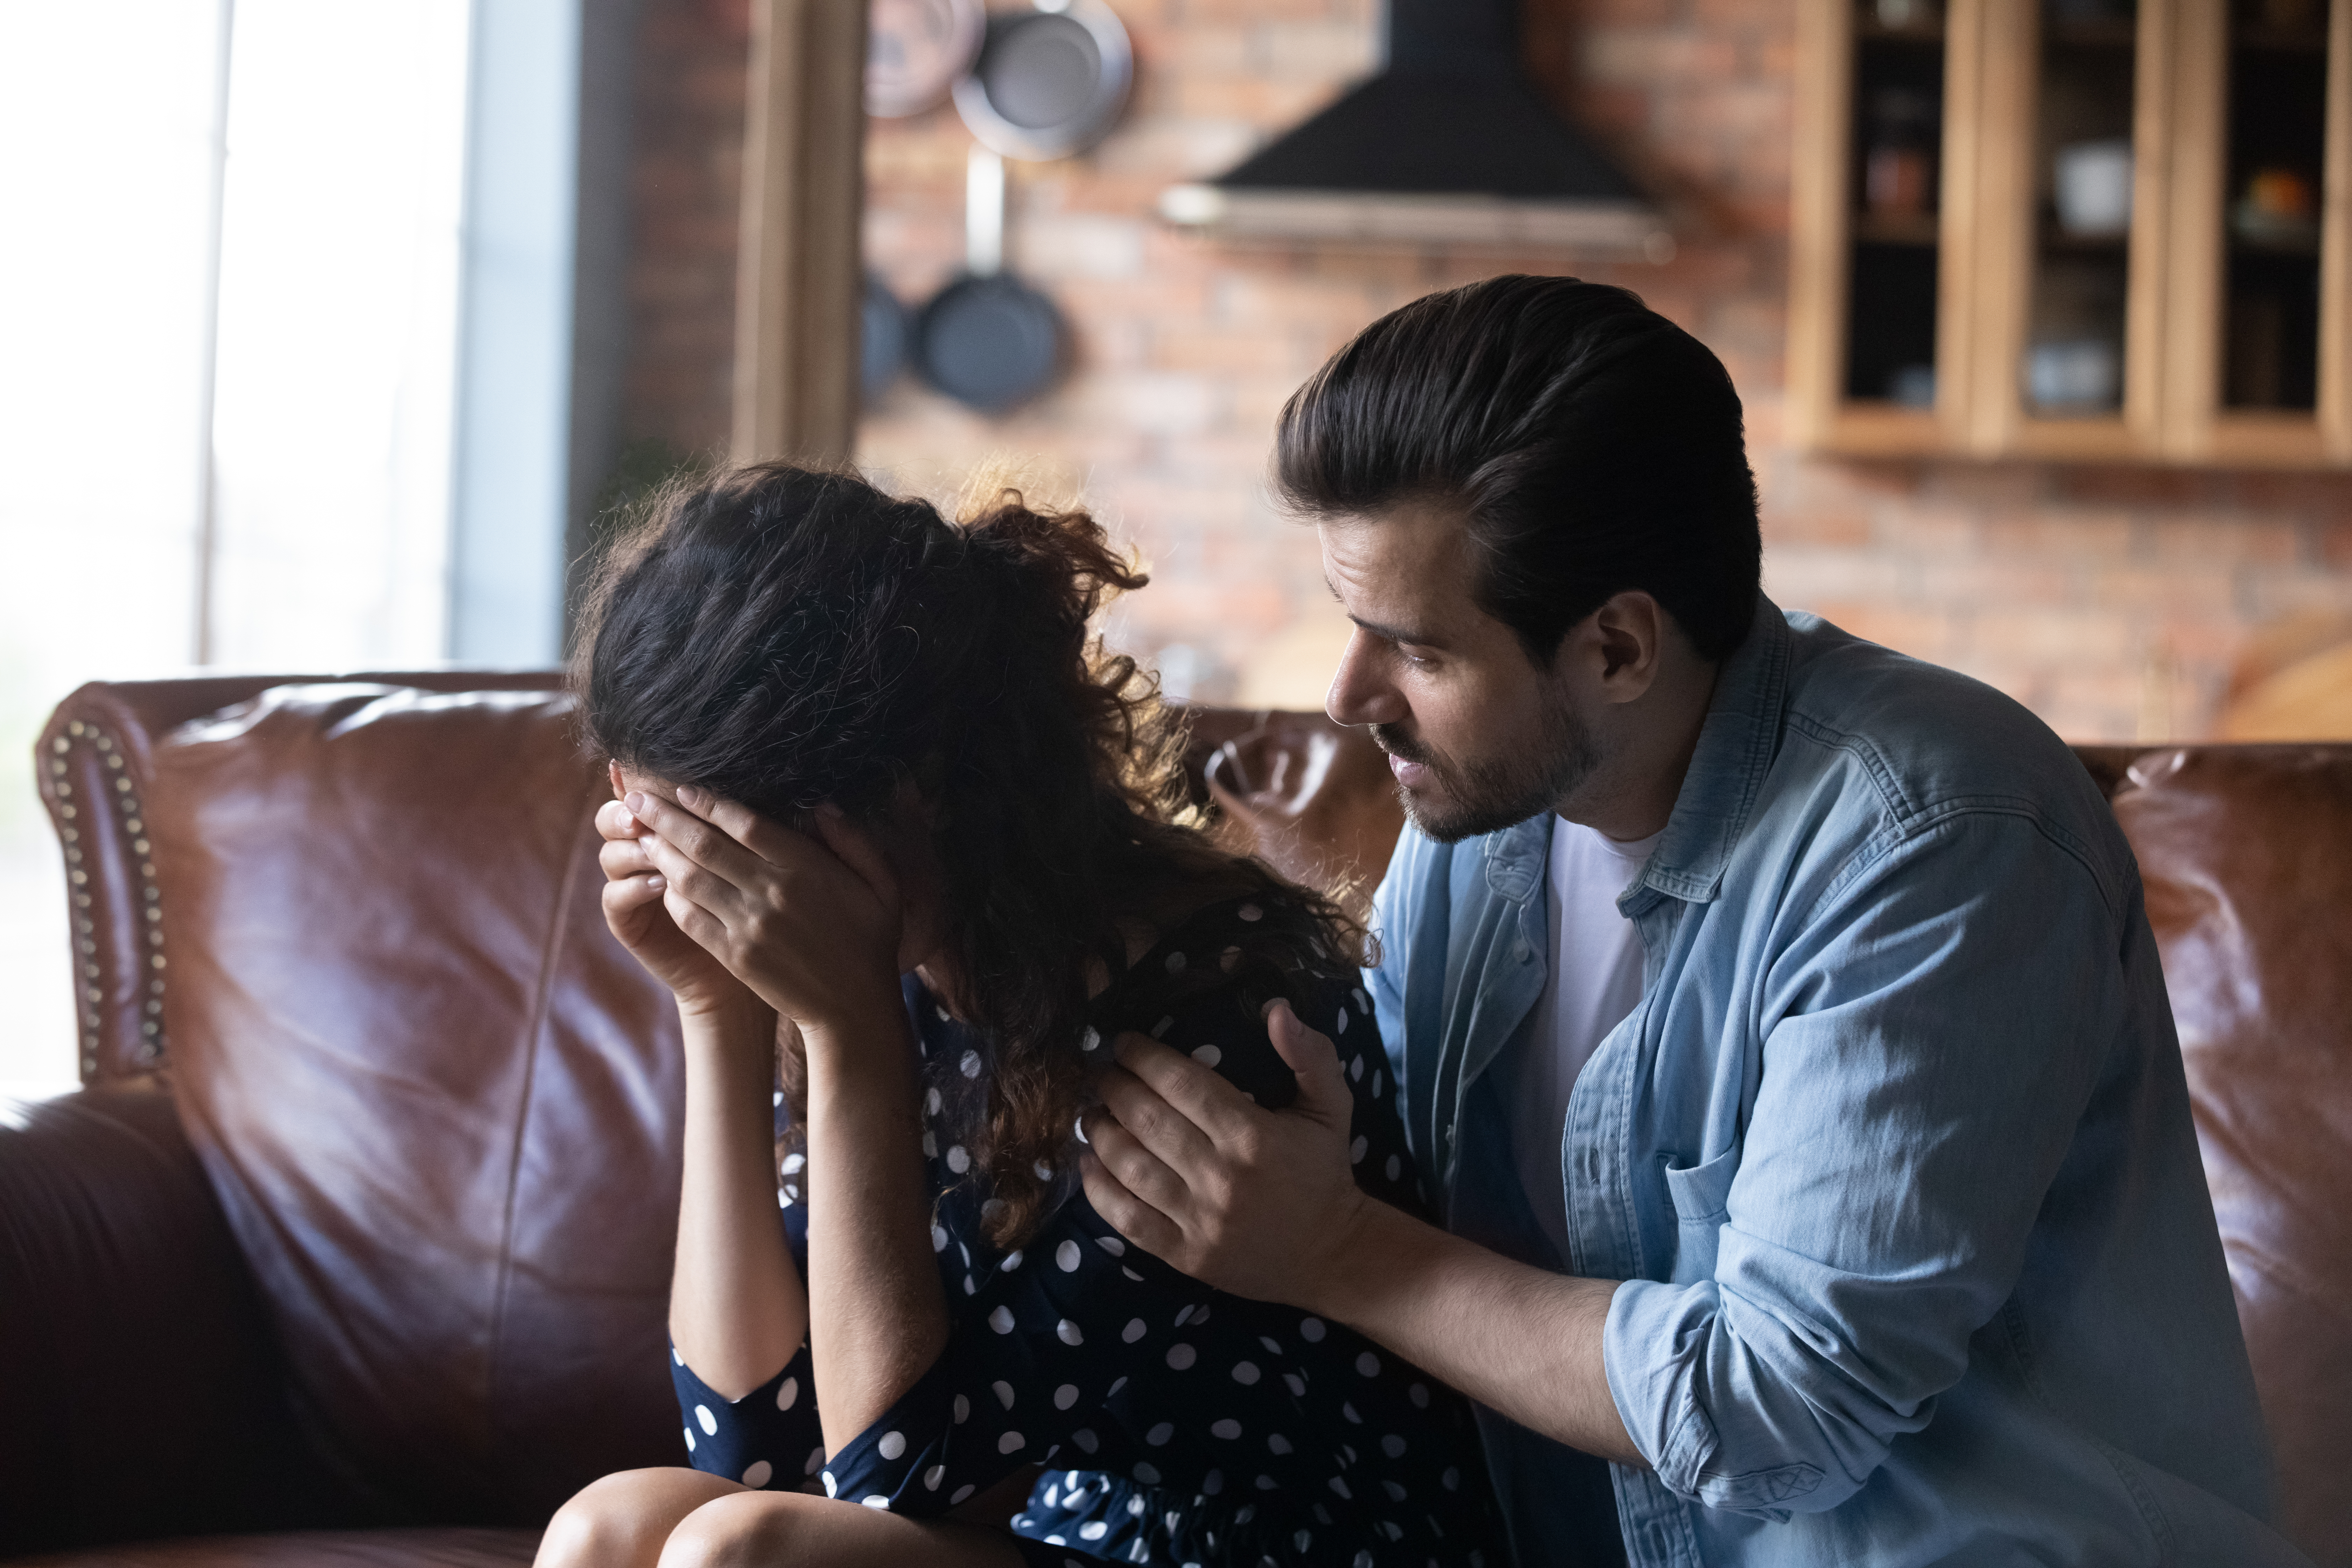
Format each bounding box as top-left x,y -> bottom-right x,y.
677,783 -> 703,809
624,791 -> 646,816
646,874 -> 666,891
616,810 -> 636,832
1261,996 -> 1290,1022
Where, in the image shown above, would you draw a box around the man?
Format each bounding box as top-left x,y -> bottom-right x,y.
1078,277 -> 2305,1564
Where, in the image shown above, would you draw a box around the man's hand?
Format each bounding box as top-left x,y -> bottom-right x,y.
1084,995 -> 1646,1466
1079,999 -> 1372,1311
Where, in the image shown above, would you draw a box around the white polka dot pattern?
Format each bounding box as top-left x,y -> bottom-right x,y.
663,923 -> 1497,1567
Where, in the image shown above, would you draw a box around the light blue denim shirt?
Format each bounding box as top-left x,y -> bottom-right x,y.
1366,597 -> 2308,1567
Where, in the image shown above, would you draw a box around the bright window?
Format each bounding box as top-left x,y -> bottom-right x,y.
0,0 -> 475,1096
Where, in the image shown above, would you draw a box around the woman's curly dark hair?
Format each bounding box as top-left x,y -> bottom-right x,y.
572,461 -> 1362,1248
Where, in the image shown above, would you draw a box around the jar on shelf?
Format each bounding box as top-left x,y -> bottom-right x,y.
1864,88 -> 1940,218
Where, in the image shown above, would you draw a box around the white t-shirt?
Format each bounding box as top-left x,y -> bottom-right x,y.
1507,816 -> 1662,1265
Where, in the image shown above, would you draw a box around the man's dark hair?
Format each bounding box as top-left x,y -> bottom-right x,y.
1274,275 -> 1762,664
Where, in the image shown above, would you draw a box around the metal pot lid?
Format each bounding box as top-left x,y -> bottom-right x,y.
866,0 -> 985,119
952,0 -> 1132,161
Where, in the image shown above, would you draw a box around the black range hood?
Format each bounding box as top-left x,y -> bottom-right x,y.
1160,0 -> 1672,258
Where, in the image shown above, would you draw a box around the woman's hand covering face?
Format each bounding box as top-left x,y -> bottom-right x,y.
623,783 -> 909,1034
595,777 -> 761,1021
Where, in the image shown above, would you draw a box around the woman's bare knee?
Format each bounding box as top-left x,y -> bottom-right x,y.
657,1492 -> 821,1568
538,1467 -> 743,1568
659,1492 -> 1024,1568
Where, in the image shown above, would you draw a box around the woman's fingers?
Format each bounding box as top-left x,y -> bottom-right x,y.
810,805 -> 902,917
625,789 -> 761,894
662,881 -> 733,952
686,788 -> 813,868
602,871 -> 667,915
641,835 -> 756,948
598,833 -> 656,883
600,874 -> 673,952
594,796 -> 648,844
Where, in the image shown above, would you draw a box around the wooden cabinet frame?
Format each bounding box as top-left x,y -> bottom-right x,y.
734,0 -> 868,465
1791,0 -> 2352,468
2162,0 -> 2352,464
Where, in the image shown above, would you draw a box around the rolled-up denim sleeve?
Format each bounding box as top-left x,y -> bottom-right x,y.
1604,811 -> 2127,1518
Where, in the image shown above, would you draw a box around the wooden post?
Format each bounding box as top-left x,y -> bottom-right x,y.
733,0 -> 867,465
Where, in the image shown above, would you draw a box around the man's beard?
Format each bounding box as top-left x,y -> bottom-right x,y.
1373,689 -> 1601,844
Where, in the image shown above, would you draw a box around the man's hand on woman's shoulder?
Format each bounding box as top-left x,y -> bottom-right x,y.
1079,999 -> 1372,1311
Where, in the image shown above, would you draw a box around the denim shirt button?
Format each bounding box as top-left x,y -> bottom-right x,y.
1514,942 -> 1532,962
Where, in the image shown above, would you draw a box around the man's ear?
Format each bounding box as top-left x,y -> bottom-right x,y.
608,760 -> 627,799
1590,592 -> 1666,702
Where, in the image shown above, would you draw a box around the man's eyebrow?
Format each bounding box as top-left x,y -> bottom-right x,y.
1351,615 -> 1445,649
1325,575 -> 1445,648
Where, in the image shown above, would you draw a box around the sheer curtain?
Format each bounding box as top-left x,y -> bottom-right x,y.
0,0 -> 473,1096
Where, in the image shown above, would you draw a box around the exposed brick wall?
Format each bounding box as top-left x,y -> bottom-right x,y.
626,0 -> 2352,740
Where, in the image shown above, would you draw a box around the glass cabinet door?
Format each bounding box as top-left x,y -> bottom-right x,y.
1846,0 -> 1952,411
2022,0 -> 2138,421
2164,0 -> 2350,462
1787,0 -> 1979,451
2220,0 -> 2331,413
1791,0 -> 2350,464
1967,0 -> 2165,456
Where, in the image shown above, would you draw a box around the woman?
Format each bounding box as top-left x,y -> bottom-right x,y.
537,464 -> 1498,1568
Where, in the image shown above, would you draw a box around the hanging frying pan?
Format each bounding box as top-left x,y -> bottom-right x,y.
915,145 -> 1065,412
865,0 -> 985,119
951,0 -> 1133,162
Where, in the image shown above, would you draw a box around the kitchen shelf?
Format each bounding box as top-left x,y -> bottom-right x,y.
1790,0 -> 2352,467
1856,212 -> 1945,244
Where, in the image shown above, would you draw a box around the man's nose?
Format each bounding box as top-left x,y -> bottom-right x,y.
1326,630 -> 1405,728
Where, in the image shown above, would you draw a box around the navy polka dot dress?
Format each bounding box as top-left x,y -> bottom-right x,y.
670,895 -> 1503,1567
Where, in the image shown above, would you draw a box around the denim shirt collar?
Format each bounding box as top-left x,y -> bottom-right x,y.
1481,594 -> 1792,916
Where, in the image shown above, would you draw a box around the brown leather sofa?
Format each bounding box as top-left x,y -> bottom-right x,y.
4,675 -> 2346,1566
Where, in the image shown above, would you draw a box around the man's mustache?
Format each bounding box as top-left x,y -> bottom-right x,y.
1370,723 -> 1429,766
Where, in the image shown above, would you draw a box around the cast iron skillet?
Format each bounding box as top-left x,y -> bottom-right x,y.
915,145 -> 1064,412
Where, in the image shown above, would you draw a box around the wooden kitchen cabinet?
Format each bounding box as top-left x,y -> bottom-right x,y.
1790,0 -> 2352,466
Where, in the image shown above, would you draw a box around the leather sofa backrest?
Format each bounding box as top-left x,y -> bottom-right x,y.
34,685 -> 2352,1558
2109,746 -> 2352,1556
40,676 -> 677,1526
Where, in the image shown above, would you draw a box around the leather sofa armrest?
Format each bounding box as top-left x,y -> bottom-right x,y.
0,1082 -> 350,1554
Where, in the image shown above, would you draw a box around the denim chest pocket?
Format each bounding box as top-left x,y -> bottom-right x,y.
1662,1146 -> 1740,1283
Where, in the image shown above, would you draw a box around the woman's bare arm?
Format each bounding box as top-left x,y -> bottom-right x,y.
801,1000 -> 949,1452
667,995 -> 809,1400
628,784 -> 950,1452
594,781 -> 810,1402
